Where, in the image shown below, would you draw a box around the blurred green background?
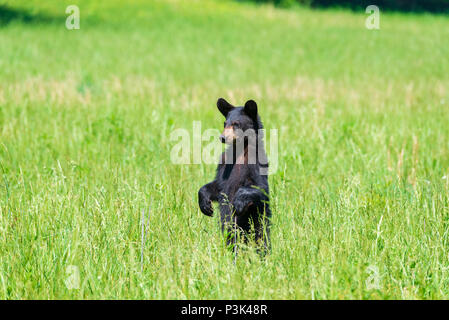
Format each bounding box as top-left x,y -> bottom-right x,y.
242,0 -> 449,12
0,0 -> 449,299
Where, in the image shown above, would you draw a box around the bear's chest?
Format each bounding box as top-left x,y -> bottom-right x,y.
219,164 -> 252,198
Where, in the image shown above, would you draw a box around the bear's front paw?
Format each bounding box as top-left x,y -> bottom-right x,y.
232,198 -> 251,216
199,198 -> 214,216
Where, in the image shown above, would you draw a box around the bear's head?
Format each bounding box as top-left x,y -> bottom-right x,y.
216,98 -> 260,145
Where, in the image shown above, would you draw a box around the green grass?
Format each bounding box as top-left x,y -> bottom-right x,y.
1,0 -> 449,299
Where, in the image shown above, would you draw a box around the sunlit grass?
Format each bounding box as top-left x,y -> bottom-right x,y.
0,0 -> 449,299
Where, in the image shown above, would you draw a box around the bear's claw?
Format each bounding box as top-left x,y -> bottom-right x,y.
199,200 -> 214,216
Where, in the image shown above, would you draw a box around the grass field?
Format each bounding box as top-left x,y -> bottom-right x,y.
1,0 -> 449,299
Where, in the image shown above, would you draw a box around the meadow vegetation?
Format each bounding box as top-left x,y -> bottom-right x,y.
0,0 -> 449,298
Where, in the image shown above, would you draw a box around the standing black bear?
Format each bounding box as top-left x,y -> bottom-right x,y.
198,98 -> 271,252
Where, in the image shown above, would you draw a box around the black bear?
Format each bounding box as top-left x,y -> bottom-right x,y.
198,98 -> 271,252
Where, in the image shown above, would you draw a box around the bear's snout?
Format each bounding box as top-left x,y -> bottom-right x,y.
221,127 -> 236,144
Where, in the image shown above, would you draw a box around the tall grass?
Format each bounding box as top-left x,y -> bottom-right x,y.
0,0 -> 449,299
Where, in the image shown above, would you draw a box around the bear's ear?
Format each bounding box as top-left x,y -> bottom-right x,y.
217,98 -> 234,117
244,100 -> 258,120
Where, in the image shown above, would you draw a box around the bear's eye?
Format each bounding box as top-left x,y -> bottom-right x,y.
232,122 -> 240,128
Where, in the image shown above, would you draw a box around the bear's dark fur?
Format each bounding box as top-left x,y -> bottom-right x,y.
198,98 -> 271,252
